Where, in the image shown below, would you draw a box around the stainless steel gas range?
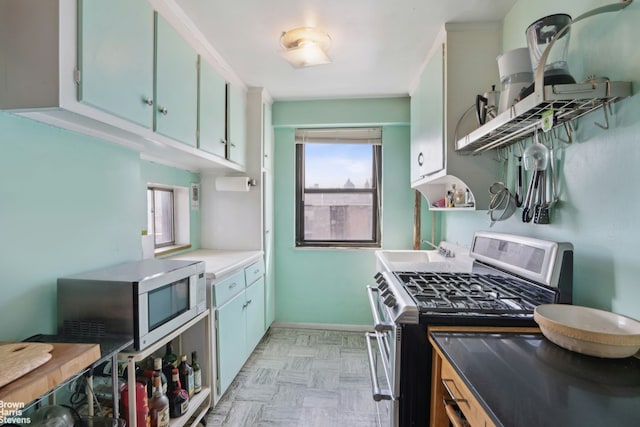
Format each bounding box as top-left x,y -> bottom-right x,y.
365,231 -> 573,427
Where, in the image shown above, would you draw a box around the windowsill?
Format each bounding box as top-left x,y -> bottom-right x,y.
294,246 -> 381,251
155,244 -> 192,257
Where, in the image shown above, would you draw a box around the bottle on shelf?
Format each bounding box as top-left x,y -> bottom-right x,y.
169,368 -> 190,418
154,357 -> 168,394
120,380 -> 150,427
191,351 -> 202,394
162,341 -> 178,380
142,357 -> 168,398
148,374 -> 170,427
178,354 -> 195,397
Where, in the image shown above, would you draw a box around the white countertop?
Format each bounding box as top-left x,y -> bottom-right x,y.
167,249 -> 263,279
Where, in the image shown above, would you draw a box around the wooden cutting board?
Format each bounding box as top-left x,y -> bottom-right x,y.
0,343 -> 54,388
0,342 -> 100,408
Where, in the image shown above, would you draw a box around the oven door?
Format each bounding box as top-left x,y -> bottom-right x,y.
365,285 -> 399,427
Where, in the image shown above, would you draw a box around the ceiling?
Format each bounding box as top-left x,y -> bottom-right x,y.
176,0 -> 517,101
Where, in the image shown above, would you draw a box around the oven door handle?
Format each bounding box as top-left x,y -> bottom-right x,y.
365,332 -> 394,402
366,285 -> 393,332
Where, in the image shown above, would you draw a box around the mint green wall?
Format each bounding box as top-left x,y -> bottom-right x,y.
441,0 -> 640,319
0,112 -> 200,341
273,98 -> 414,326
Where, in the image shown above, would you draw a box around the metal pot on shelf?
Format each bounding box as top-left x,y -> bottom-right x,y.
475,85 -> 499,125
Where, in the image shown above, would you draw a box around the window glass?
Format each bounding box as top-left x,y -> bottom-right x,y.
148,187 -> 175,247
295,129 -> 381,248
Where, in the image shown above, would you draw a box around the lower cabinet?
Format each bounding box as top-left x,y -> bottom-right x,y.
216,289 -> 247,395
213,259 -> 266,398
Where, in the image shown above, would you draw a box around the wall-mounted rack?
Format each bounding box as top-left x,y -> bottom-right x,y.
455,80 -> 631,153
455,0 -> 633,154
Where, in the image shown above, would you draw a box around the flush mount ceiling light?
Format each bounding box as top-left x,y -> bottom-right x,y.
280,27 -> 332,68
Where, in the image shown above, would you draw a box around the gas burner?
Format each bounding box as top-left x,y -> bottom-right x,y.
394,271 -> 555,316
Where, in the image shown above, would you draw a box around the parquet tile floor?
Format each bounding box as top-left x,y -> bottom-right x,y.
205,327 -> 379,427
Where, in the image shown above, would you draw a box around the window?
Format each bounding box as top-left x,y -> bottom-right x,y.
147,186 -> 175,248
295,128 -> 382,248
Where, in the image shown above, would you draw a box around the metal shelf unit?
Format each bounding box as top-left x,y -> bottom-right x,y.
118,310 -> 211,427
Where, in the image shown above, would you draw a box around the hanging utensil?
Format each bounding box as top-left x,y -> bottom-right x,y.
515,155 -> 523,207
522,130 -> 550,223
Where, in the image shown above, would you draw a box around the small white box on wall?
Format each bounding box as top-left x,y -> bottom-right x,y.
191,183 -> 200,210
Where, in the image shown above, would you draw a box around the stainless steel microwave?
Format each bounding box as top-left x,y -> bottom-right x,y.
57,259 -> 206,351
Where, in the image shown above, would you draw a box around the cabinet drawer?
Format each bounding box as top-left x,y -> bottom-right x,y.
441,359 -> 495,427
244,259 -> 265,285
212,270 -> 245,307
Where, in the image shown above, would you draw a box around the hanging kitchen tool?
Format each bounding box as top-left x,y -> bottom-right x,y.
487,182 -> 517,227
513,142 -> 524,207
522,129 -> 550,223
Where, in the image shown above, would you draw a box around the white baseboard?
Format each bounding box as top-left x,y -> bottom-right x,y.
271,321 -> 373,333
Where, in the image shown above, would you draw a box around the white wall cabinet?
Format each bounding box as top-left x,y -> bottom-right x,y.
0,0 -> 242,173
411,43 -> 445,183
411,23 -> 501,210
212,259 -> 266,399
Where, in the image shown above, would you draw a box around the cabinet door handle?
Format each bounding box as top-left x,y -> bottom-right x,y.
229,282 -> 238,290
158,106 -> 168,116
247,299 -> 252,305
418,152 -> 424,166
442,378 -> 467,405
220,138 -> 227,144
143,97 -> 154,107
254,269 -> 260,274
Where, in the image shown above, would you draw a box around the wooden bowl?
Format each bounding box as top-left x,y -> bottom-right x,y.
534,304 -> 640,358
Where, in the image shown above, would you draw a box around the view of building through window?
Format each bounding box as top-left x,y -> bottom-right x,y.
297,138 -> 381,246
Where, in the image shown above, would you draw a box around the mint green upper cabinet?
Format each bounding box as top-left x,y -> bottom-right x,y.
154,13 -> 197,147
227,83 -> 247,166
77,0 -> 154,127
410,43 -> 444,182
198,58 -> 227,158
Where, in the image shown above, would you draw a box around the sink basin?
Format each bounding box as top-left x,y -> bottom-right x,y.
376,250 -> 464,273
381,250 -> 446,264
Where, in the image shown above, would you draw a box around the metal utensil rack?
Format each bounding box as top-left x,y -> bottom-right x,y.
455,0 -> 633,154
455,80 -> 631,153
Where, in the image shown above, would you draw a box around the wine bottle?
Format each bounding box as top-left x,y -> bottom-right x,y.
178,354 -> 195,397
148,374 -> 170,427
169,368 -> 190,418
191,351 -> 202,394
162,341 -> 178,380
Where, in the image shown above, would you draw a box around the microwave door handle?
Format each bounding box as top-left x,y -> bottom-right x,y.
366,286 -> 393,332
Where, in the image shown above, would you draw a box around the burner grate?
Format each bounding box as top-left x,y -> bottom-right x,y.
395,271 -> 555,315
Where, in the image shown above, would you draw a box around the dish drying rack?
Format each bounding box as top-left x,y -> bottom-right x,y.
455,0 -> 633,154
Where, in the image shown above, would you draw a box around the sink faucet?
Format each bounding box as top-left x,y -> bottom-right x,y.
420,239 -> 455,258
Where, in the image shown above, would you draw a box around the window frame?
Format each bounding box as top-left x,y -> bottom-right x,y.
147,186 -> 176,249
295,130 -> 382,248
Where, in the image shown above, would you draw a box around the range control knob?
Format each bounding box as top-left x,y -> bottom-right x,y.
377,281 -> 389,291
383,294 -> 396,307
